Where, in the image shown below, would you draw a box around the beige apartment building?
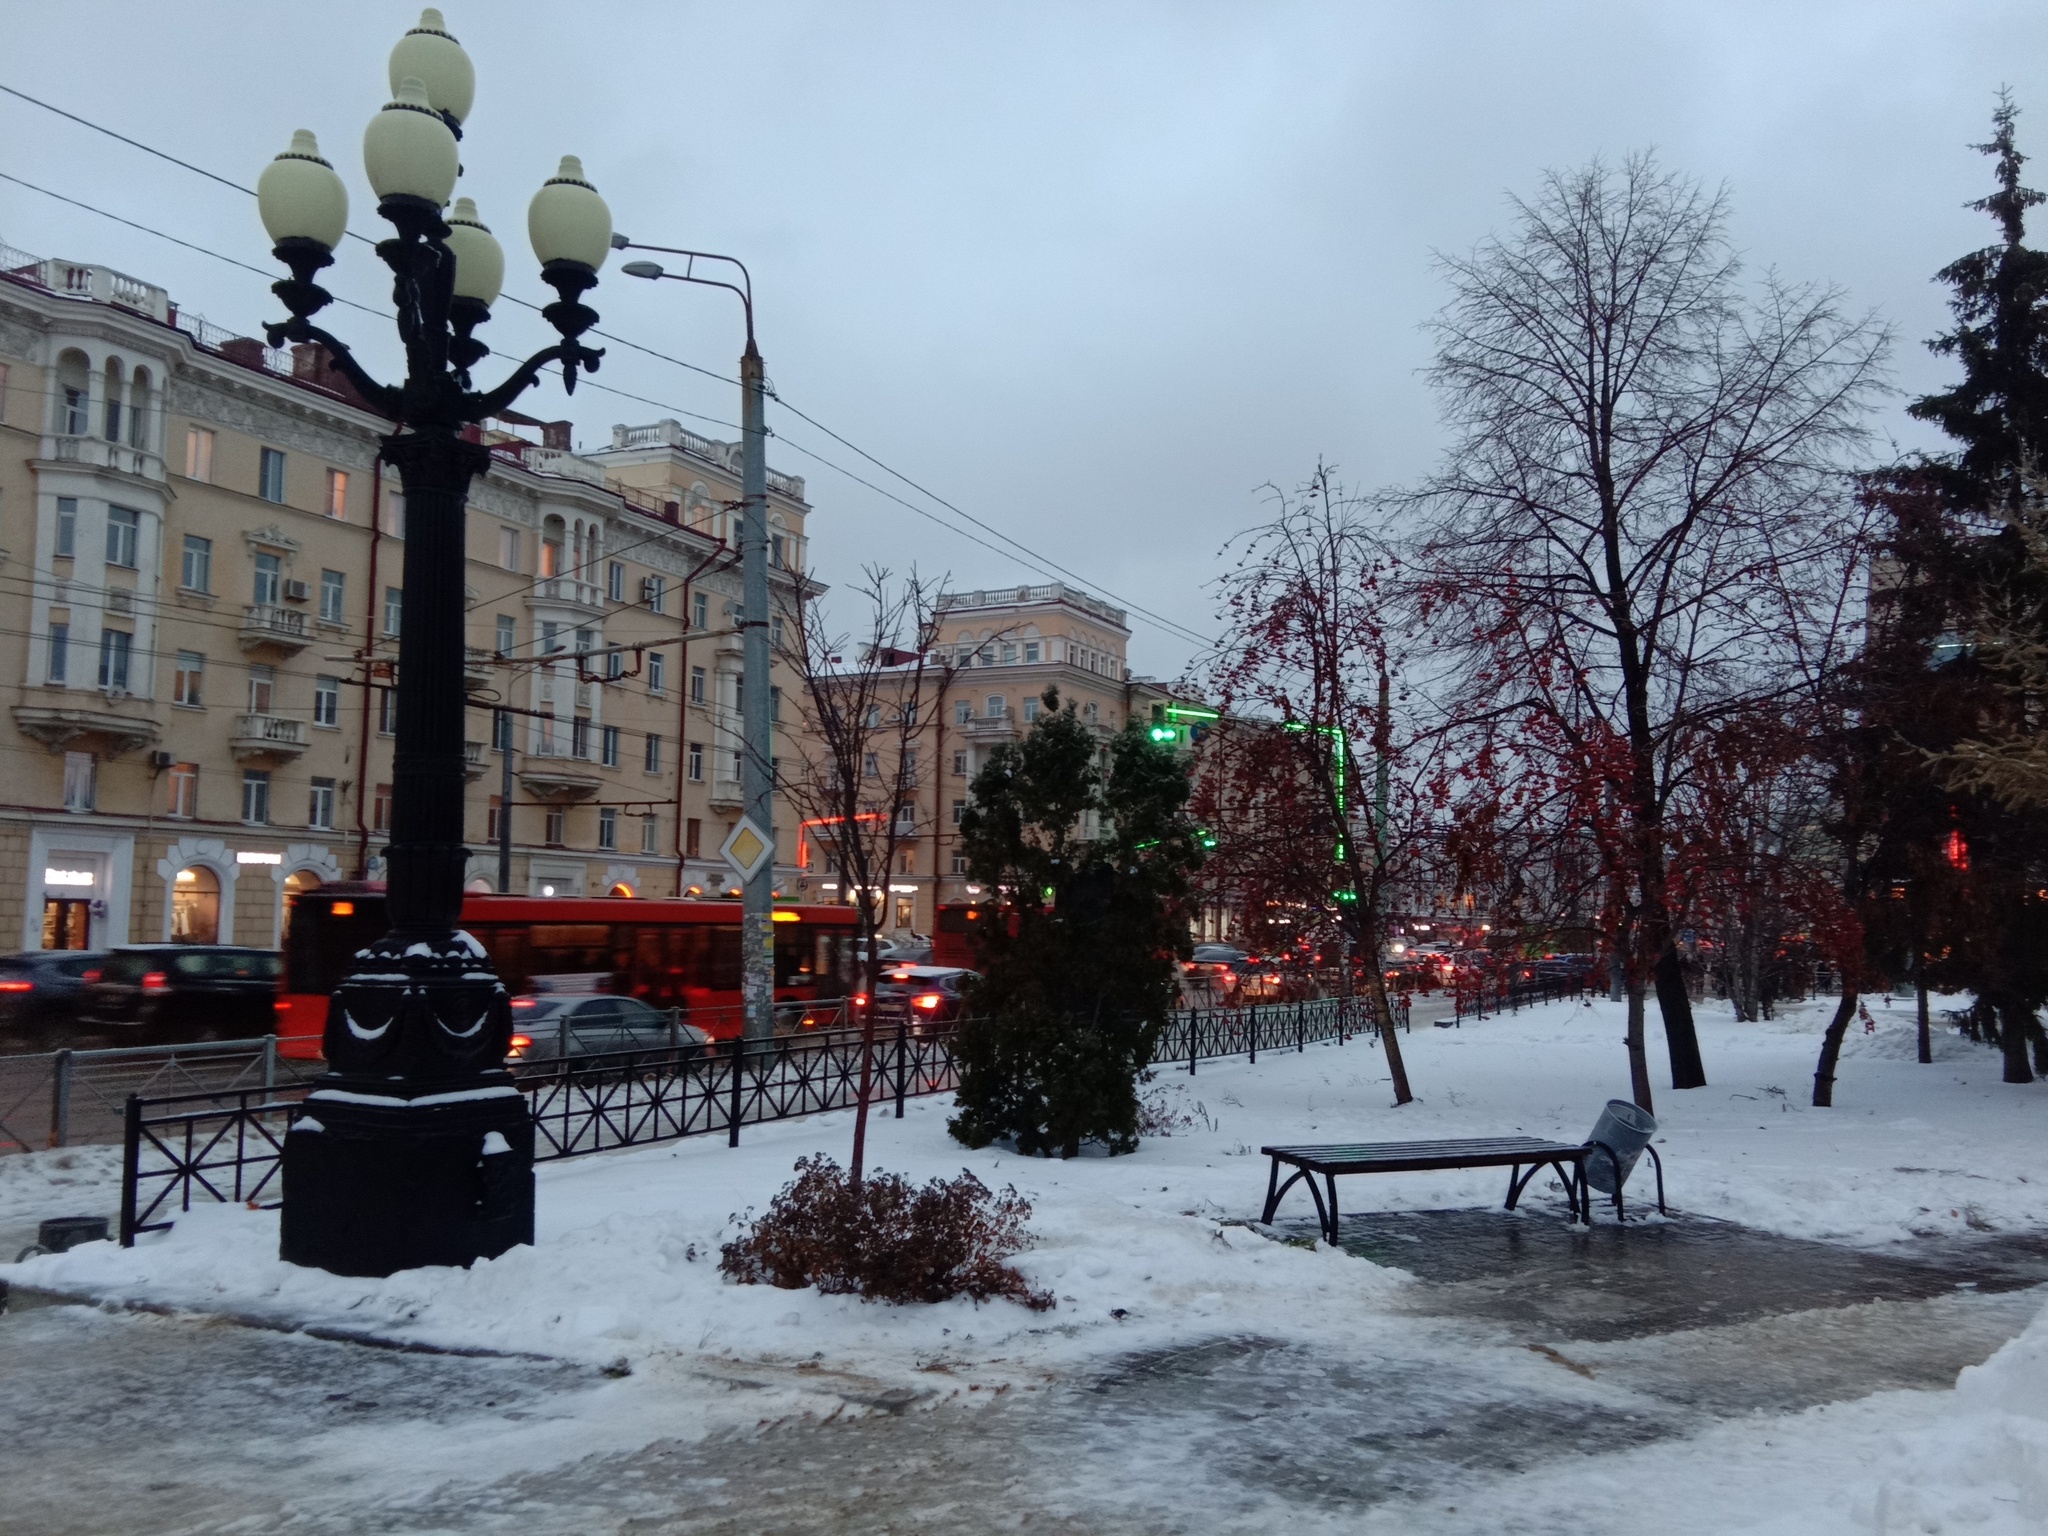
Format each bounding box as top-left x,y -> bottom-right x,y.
0,239 -> 813,954
797,583 -> 1183,936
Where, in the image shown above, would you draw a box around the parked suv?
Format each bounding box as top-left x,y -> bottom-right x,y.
0,951 -> 107,1051
873,966 -> 978,1030
80,946 -> 282,1044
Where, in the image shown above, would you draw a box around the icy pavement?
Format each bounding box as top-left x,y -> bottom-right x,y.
3,993 -> 2046,1531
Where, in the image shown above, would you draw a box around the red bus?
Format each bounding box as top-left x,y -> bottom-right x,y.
277,885 -> 860,1058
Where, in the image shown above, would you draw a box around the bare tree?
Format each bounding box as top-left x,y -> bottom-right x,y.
778,567 -> 966,1182
1205,468 -> 1441,1105
1415,152 -> 1889,1098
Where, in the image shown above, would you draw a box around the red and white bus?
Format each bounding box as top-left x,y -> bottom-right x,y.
277,886 -> 861,1058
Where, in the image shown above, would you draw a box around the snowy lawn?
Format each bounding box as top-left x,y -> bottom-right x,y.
4,992 -> 2046,1531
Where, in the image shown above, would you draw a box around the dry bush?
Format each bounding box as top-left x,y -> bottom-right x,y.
720,1154 -> 1054,1310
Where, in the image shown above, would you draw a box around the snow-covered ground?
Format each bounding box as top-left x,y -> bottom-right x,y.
3,992 -> 2045,1533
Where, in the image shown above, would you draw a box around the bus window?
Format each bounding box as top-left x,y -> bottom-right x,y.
775,924 -> 818,988
284,899 -> 390,993
705,925 -> 741,991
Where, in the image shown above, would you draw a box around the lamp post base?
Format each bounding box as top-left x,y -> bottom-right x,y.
280,1091 -> 533,1278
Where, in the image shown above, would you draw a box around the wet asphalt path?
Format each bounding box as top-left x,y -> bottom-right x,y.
3,1213 -> 2043,1535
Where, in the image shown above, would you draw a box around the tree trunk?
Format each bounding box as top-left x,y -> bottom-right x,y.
1368,954 -> 1414,1107
1915,975 -> 1931,1066
1998,999 -> 2036,1085
1812,989 -> 1858,1107
1625,984 -> 1653,1113
848,916 -> 883,1184
1640,854 -> 1707,1088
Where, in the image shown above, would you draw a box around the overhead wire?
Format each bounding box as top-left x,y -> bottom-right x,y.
0,82 -> 1213,651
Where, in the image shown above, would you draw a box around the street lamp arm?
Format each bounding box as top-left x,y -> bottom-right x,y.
260,315 -> 405,419
471,337 -> 606,416
615,241 -> 754,344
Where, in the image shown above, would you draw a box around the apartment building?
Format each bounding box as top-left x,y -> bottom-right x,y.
0,240 -> 813,953
796,582 -> 1181,935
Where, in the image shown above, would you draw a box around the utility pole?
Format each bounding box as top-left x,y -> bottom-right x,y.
739,339 -> 774,1042
497,707 -> 513,894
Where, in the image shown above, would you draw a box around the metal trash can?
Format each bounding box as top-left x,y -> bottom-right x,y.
1582,1099 -> 1656,1194
13,1215 -> 110,1263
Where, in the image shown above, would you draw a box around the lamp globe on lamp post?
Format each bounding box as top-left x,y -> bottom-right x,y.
258,8 -> 611,1279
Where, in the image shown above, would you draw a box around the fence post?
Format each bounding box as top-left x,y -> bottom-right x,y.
1248,1006 -> 1256,1064
118,1094 -> 141,1246
49,1049 -> 73,1149
262,1034 -> 277,1092
895,1019 -> 908,1119
1190,1011 -> 1198,1076
727,1037 -> 745,1148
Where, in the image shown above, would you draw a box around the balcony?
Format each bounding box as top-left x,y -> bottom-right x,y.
519,742 -> 601,800
239,603 -> 311,654
42,433 -> 166,483
12,703 -> 161,756
709,775 -> 744,811
962,714 -> 1018,744
231,713 -> 309,762
523,576 -> 605,615
464,740 -> 488,780
464,647 -> 494,690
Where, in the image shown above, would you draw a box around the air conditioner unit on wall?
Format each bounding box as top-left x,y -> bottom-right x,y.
282,578 -> 310,602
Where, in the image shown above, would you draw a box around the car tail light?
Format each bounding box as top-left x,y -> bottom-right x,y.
0,979 -> 31,993
330,900 -> 355,916
142,971 -> 171,996
912,992 -> 943,1011
511,997 -> 536,1009
852,992 -> 870,1008
274,998 -> 290,1012
82,969 -> 100,984
507,1033 -> 532,1058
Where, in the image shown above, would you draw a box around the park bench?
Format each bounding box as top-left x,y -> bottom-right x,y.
1259,1135 -> 1667,1244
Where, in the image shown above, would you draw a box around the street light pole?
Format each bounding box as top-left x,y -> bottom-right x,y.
617,246 -> 777,1045
256,8 -> 613,1277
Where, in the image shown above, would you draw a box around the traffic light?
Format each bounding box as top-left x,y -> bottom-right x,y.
1148,723 -> 1180,745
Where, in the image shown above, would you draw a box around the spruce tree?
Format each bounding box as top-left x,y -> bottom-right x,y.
947,689 -> 1205,1157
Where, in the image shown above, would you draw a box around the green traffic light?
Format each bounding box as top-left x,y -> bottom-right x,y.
1148,724 -> 1178,744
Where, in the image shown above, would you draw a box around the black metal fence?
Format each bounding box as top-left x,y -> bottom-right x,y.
115,997 -> 1401,1244
1,1038 -> 323,1155
1448,974 -> 1590,1025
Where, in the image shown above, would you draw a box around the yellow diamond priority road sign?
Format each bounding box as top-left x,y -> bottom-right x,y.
719,816 -> 774,882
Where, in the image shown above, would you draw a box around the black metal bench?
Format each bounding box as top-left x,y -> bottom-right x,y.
1260,1136 -> 1666,1243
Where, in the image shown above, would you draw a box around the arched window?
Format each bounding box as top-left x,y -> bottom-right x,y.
466,876 -> 495,893
171,866 -> 221,943
281,869 -> 323,942
102,357 -> 125,442
128,366 -> 152,449
608,882 -> 636,898
55,350 -> 90,435
540,515 -> 566,578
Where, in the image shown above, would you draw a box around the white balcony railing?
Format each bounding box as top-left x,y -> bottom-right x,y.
240,603 -> 310,651
231,713 -> 308,759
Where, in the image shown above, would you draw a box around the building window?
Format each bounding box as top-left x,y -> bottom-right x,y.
771,616 -> 785,650
951,852 -> 967,876
174,651 -> 204,707
499,526 -> 520,571
241,770 -> 271,824
1001,642 -> 1016,664
637,814 -> 656,855
687,740 -> 703,781
1023,697 -> 1040,723
544,808 -> 566,847
985,695 -> 1005,718
863,752 -> 880,779
541,620 -> 561,655
384,586 -> 402,636
954,700 -> 972,725
97,629 -> 132,691
649,652 -> 666,694
55,497 -> 77,559
645,733 -> 662,773
185,426 -> 214,481
377,687 -> 397,735
61,379 -> 88,435
63,751 -> 96,813
166,762 -> 198,819
373,782 -> 392,832
692,590 -> 708,630
1084,701 -> 1099,723
690,665 -> 706,705
608,561 -> 624,601
313,675 -> 340,727
105,506 -> 139,569
685,817 -> 701,859
770,685 -> 781,723
772,533 -> 786,568
247,664 -> 275,714
259,447 -> 286,503
180,534 -> 211,592
253,551 -> 282,606
601,725 -> 620,767
320,568 -> 346,623
644,574 -> 666,613
308,778 -> 337,829
605,648 -> 624,682
952,798 -> 966,826
494,709 -> 512,751
952,750 -> 967,776
324,468 -> 348,518
496,614 -> 516,654
47,623 -> 68,684
487,795 -> 503,842
571,716 -> 591,759
1024,641 -> 1040,663
598,806 -> 618,850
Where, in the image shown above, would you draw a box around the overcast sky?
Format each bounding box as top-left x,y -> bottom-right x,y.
5,2 -> 2044,678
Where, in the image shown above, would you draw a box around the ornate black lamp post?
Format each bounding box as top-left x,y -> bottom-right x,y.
256,9 -> 613,1277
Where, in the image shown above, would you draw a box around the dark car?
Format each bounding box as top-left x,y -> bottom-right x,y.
506,993 -> 711,1066
80,946 -> 282,1043
873,966 -> 978,1029
0,950 -> 108,1051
